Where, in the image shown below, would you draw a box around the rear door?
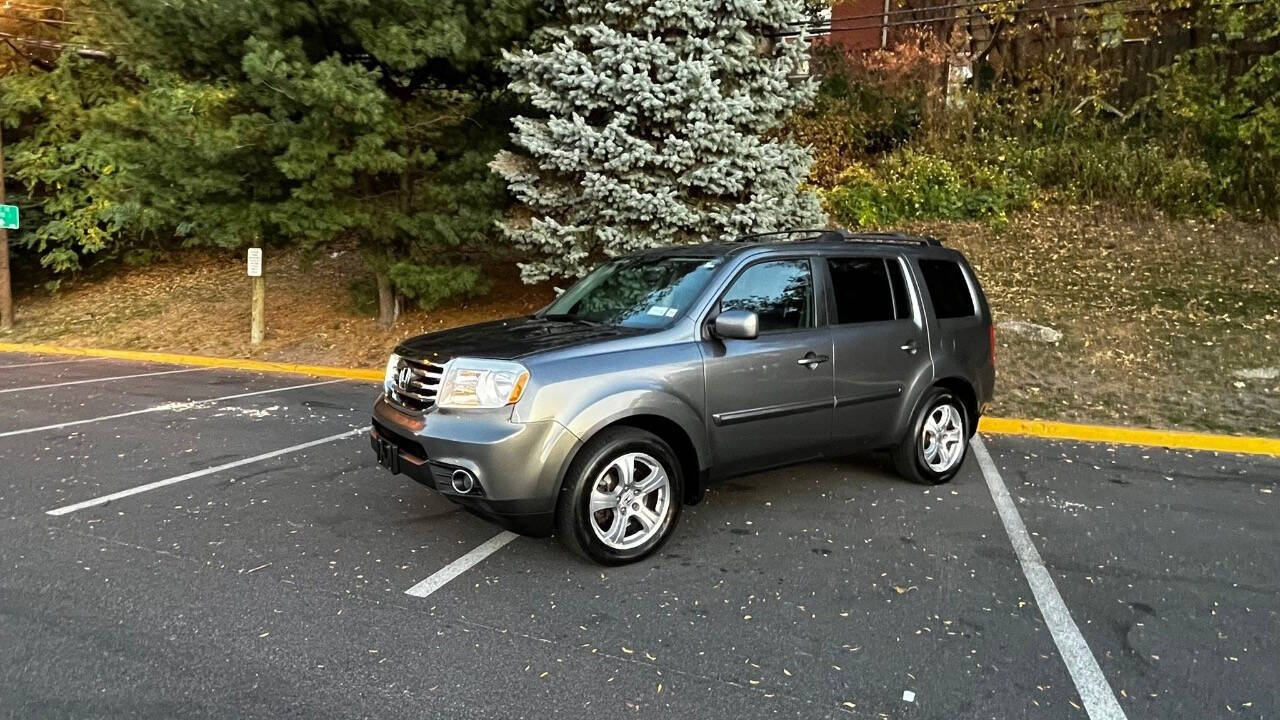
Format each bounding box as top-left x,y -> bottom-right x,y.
825,255 -> 932,447
701,257 -> 834,475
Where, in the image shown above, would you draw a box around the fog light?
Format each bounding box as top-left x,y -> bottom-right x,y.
450,469 -> 477,494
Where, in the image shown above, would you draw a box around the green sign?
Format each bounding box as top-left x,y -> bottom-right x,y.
0,205 -> 17,231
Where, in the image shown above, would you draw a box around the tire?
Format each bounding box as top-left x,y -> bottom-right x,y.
891,388 -> 969,485
555,427 -> 683,565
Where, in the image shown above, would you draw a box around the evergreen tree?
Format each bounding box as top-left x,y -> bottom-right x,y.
494,0 -> 824,283
0,3 -> 139,279
2,0 -> 539,326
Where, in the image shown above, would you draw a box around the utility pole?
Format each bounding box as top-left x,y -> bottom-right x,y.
0,123 -> 13,331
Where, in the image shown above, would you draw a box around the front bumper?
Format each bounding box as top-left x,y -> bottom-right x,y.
370,396 -> 580,536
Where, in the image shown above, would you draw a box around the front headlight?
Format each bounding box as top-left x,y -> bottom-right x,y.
383,352 -> 401,392
436,358 -> 530,409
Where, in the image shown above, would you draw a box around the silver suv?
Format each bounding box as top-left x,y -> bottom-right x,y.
371,230 -> 995,564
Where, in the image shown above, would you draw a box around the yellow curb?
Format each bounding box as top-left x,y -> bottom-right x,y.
979,416 -> 1280,458
0,342 -> 384,382
2,342 -> 1277,457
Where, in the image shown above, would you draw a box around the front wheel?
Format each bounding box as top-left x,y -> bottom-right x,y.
892,388 -> 969,485
556,428 -> 683,565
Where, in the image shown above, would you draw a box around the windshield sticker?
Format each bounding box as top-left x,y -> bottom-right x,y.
647,306 -> 673,317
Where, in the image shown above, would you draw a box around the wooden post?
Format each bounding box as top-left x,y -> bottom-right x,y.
0,124 -> 13,331
251,275 -> 265,345
248,246 -> 264,345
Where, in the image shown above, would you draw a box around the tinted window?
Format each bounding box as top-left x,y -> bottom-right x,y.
721,260 -> 813,332
887,259 -> 913,320
919,259 -> 976,319
828,257 -> 894,324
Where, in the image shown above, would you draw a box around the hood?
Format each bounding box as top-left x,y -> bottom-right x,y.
395,316 -> 641,363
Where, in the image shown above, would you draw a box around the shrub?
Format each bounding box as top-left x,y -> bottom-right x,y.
387,263 -> 489,311
1143,0 -> 1280,216
996,138 -> 1223,216
790,34 -> 948,186
790,15 -> 1274,219
822,151 -> 1033,227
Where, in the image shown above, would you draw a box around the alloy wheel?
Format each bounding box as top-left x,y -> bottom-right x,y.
587,452 -> 672,550
921,403 -> 965,473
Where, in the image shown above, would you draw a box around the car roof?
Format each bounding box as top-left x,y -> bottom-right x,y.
632,229 -> 946,259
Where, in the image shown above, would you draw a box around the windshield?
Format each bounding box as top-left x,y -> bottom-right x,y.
542,255 -> 724,329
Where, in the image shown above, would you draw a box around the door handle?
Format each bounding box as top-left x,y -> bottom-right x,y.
797,352 -> 830,368
900,341 -> 920,355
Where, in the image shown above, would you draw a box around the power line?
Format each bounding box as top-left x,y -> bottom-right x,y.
773,0 -> 1264,38
785,0 -> 1099,28
771,0 -> 1147,38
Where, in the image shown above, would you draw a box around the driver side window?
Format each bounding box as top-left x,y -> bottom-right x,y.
721,259 -> 814,332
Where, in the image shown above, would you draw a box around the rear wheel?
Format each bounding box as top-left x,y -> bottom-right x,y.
892,388 -> 969,485
556,427 -> 683,565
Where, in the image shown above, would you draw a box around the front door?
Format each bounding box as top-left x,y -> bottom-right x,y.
825,255 -> 932,447
702,258 -> 834,476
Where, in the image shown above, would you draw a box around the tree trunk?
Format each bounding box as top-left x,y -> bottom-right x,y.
376,271 -> 395,329
0,124 -> 12,331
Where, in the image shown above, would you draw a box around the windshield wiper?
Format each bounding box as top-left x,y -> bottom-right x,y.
541,313 -> 609,327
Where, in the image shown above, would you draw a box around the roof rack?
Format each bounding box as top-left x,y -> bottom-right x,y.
732,229 -> 846,243
841,231 -> 942,247
733,229 -> 942,247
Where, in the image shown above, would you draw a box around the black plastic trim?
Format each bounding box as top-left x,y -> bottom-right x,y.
834,386 -> 904,408
712,397 -> 833,426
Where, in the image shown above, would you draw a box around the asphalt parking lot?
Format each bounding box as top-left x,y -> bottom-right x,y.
0,351 -> 1276,719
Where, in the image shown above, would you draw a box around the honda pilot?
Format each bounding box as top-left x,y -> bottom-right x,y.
370,230 -> 995,564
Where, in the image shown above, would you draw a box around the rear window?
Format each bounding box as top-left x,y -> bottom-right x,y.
919,259 -> 976,319
827,258 -> 894,324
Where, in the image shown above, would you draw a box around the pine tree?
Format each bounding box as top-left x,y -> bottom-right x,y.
1,1 -> 540,326
494,0 -> 825,283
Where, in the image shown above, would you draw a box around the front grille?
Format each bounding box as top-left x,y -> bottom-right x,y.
387,355 -> 447,413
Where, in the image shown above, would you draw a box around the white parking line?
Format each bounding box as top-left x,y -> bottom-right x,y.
0,366 -> 209,394
0,379 -> 343,439
0,358 -> 95,369
404,531 -> 519,598
45,428 -> 365,516
972,437 -> 1128,720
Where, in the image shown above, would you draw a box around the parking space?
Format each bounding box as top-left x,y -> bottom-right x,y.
0,378 -> 362,519
0,356 -> 207,394
444,455 -> 1084,718
0,358 -> 333,436
1,350 -> 1277,719
58,442 -> 505,602
978,436 -> 1279,719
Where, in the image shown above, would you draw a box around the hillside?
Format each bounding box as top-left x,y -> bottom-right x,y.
4,205 -> 1277,435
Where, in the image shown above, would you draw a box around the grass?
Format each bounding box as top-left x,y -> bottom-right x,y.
900,205 -> 1279,435
2,204 -> 1276,436
1,245 -> 556,369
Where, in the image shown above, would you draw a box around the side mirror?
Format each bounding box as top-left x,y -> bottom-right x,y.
714,309 -> 759,340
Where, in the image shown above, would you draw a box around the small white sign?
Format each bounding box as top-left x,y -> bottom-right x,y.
247,248 -> 263,277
